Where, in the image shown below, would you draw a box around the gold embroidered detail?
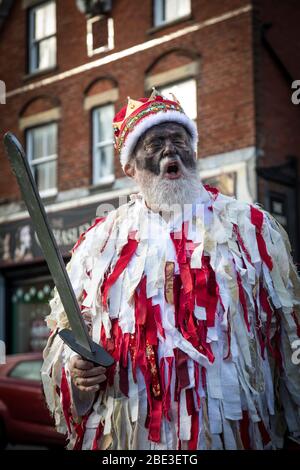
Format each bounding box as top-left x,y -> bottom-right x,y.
164,261 -> 175,304
146,341 -> 161,398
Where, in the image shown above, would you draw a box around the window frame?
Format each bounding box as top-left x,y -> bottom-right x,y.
27,0 -> 57,74
25,121 -> 58,198
153,0 -> 192,28
86,15 -> 114,57
158,77 -> 198,122
91,104 -> 115,186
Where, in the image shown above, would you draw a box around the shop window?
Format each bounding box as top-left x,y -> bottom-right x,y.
10,281 -> 54,353
26,122 -> 58,197
92,104 -> 115,185
203,172 -> 237,197
153,0 -> 191,27
159,78 -> 197,121
28,0 -> 57,73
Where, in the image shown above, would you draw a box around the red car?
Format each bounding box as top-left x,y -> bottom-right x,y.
0,352 -> 66,449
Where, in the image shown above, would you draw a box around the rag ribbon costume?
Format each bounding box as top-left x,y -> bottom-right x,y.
41,93 -> 300,450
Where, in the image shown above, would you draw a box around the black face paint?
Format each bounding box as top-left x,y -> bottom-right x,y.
133,122 -> 196,176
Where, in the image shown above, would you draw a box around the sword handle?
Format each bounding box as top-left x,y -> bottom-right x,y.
59,329 -> 114,367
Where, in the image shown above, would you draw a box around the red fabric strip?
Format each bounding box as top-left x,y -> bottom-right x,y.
186,388 -> 194,416
257,420 -> 271,447
73,413 -> 90,450
170,222 -> 195,294
91,422 -> 104,450
173,275 -> 182,329
197,321 -> 215,364
72,217 -> 105,253
174,348 -> 190,391
194,256 -> 218,328
206,265 -> 218,328
259,285 -> 274,353
135,276 -> 147,326
148,399 -> 163,443
250,206 -> 273,270
153,304 -> 165,339
119,362 -> 129,397
204,184 -> 219,200
121,333 -> 130,368
102,234 -> 138,307
186,310 -> 199,348
146,299 -> 158,346
100,323 -> 107,351
60,366 -> 72,433
129,333 -> 137,383
233,223 -> 252,264
195,268 -> 207,307
119,333 -> 130,396
240,411 -> 251,450
163,357 -> 174,421
180,263 -> 194,294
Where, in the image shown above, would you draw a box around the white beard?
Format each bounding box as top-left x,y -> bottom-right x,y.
135,158 -> 204,216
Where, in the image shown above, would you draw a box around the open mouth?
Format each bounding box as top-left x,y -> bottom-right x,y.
163,160 -> 182,179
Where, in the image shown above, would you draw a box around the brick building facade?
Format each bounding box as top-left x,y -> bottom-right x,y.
0,0 -> 299,354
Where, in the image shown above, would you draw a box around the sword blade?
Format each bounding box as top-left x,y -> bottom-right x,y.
3,132 -> 94,354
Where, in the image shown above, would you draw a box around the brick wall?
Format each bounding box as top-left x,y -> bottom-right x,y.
0,0 -> 255,202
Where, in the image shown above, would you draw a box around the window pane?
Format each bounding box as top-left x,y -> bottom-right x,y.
31,128 -> 44,161
160,79 -> 197,120
165,0 -> 191,21
30,1 -> 56,72
9,360 -> 43,381
32,160 -> 57,192
31,123 -> 57,160
93,104 -> 114,183
154,0 -> 191,25
27,123 -> 57,192
34,1 -> 56,40
94,105 -> 114,143
44,121 -> 57,156
38,36 -> 56,70
95,145 -> 114,179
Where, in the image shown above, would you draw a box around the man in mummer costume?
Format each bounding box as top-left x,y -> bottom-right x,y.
41,90 -> 300,450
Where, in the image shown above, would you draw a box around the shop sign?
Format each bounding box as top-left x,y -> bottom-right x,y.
0,199 -> 118,267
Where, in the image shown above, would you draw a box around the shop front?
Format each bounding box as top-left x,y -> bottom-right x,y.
0,194 -> 121,354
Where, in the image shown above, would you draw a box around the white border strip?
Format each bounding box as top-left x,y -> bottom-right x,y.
6,5 -> 251,99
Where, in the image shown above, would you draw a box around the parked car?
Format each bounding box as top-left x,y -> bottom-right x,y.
0,352 -> 66,449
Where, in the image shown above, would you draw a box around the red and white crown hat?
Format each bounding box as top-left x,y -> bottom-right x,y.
113,88 -> 198,169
